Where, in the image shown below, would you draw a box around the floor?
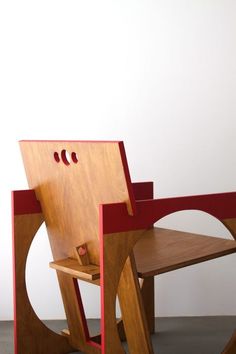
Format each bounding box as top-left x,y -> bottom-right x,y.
0,317 -> 235,354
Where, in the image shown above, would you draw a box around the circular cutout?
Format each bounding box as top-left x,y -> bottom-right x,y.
61,149 -> 71,165
26,223 -> 67,332
71,152 -> 78,164
54,152 -> 60,163
156,210 -> 232,238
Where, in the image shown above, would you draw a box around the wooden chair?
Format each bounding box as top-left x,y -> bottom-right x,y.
12,140 -> 236,354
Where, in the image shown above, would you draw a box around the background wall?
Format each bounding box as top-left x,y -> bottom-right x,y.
1,0 -> 236,321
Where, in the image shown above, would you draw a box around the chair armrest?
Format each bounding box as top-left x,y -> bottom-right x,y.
101,192 -> 236,234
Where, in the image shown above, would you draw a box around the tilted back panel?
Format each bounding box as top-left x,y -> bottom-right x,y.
20,141 -> 135,265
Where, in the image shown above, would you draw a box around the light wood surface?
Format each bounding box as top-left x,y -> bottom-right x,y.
18,140 -> 236,354
13,211 -> 75,354
56,272 -> 101,353
223,218 -> 236,240
101,229 -> 153,354
75,244 -> 90,265
20,141 -> 134,352
20,141 -> 135,265
134,227 -> 236,277
140,277 -> 155,333
118,253 -> 154,354
50,258 -> 100,280
20,141 -> 153,354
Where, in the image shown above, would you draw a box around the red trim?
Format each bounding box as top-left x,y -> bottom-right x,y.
118,142 -> 136,216
19,140 -> 122,143
73,279 -> 101,349
99,205 -> 105,354
102,192 -> 236,234
73,278 -> 90,341
132,182 -> 154,200
11,193 -> 17,354
85,340 -> 101,349
12,190 -> 42,215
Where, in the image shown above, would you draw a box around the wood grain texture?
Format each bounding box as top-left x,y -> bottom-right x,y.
19,141 -> 236,354
56,272 -> 101,353
20,141 -> 135,265
223,218 -> 236,240
115,277 -> 155,341
134,227 -> 236,277
140,277 -> 155,333
75,244 -> 90,265
50,258 -> 100,280
19,141 -> 141,354
13,212 -> 75,354
101,229 -> 154,354
118,253 -> 154,354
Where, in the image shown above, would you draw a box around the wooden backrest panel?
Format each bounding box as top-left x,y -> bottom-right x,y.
20,141 -> 135,264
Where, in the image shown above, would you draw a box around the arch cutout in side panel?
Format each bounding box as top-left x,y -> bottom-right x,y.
25,222 -> 68,333
156,210 -> 232,239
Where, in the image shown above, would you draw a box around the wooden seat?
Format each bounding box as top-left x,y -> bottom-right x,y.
12,140 -> 236,354
135,227 -> 236,277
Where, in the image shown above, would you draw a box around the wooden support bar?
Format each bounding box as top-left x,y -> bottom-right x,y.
140,277 -> 155,334
13,212 -> 75,354
118,253 -> 154,354
75,243 -> 90,265
50,258 -> 100,281
56,273 -> 101,353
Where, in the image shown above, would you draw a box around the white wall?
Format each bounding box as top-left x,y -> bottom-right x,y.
1,0 -> 236,320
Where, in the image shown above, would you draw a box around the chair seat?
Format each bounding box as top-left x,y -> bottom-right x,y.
134,227 -> 236,278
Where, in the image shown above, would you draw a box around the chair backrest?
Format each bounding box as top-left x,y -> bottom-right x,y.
20,140 -> 135,265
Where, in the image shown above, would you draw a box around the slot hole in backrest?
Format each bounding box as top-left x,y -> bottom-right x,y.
71,152 -> 78,164
61,150 -> 71,165
54,152 -> 60,163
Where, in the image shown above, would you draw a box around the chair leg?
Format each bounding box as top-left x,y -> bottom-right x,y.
13,213 -> 75,354
116,276 -> 155,342
221,330 -> 236,354
140,277 -> 155,334
118,253 -> 154,354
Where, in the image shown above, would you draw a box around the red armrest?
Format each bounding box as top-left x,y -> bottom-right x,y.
101,192 -> 236,234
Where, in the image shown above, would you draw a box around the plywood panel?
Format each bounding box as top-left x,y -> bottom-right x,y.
20,141 -> 135,265
134,227 -> 236,277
